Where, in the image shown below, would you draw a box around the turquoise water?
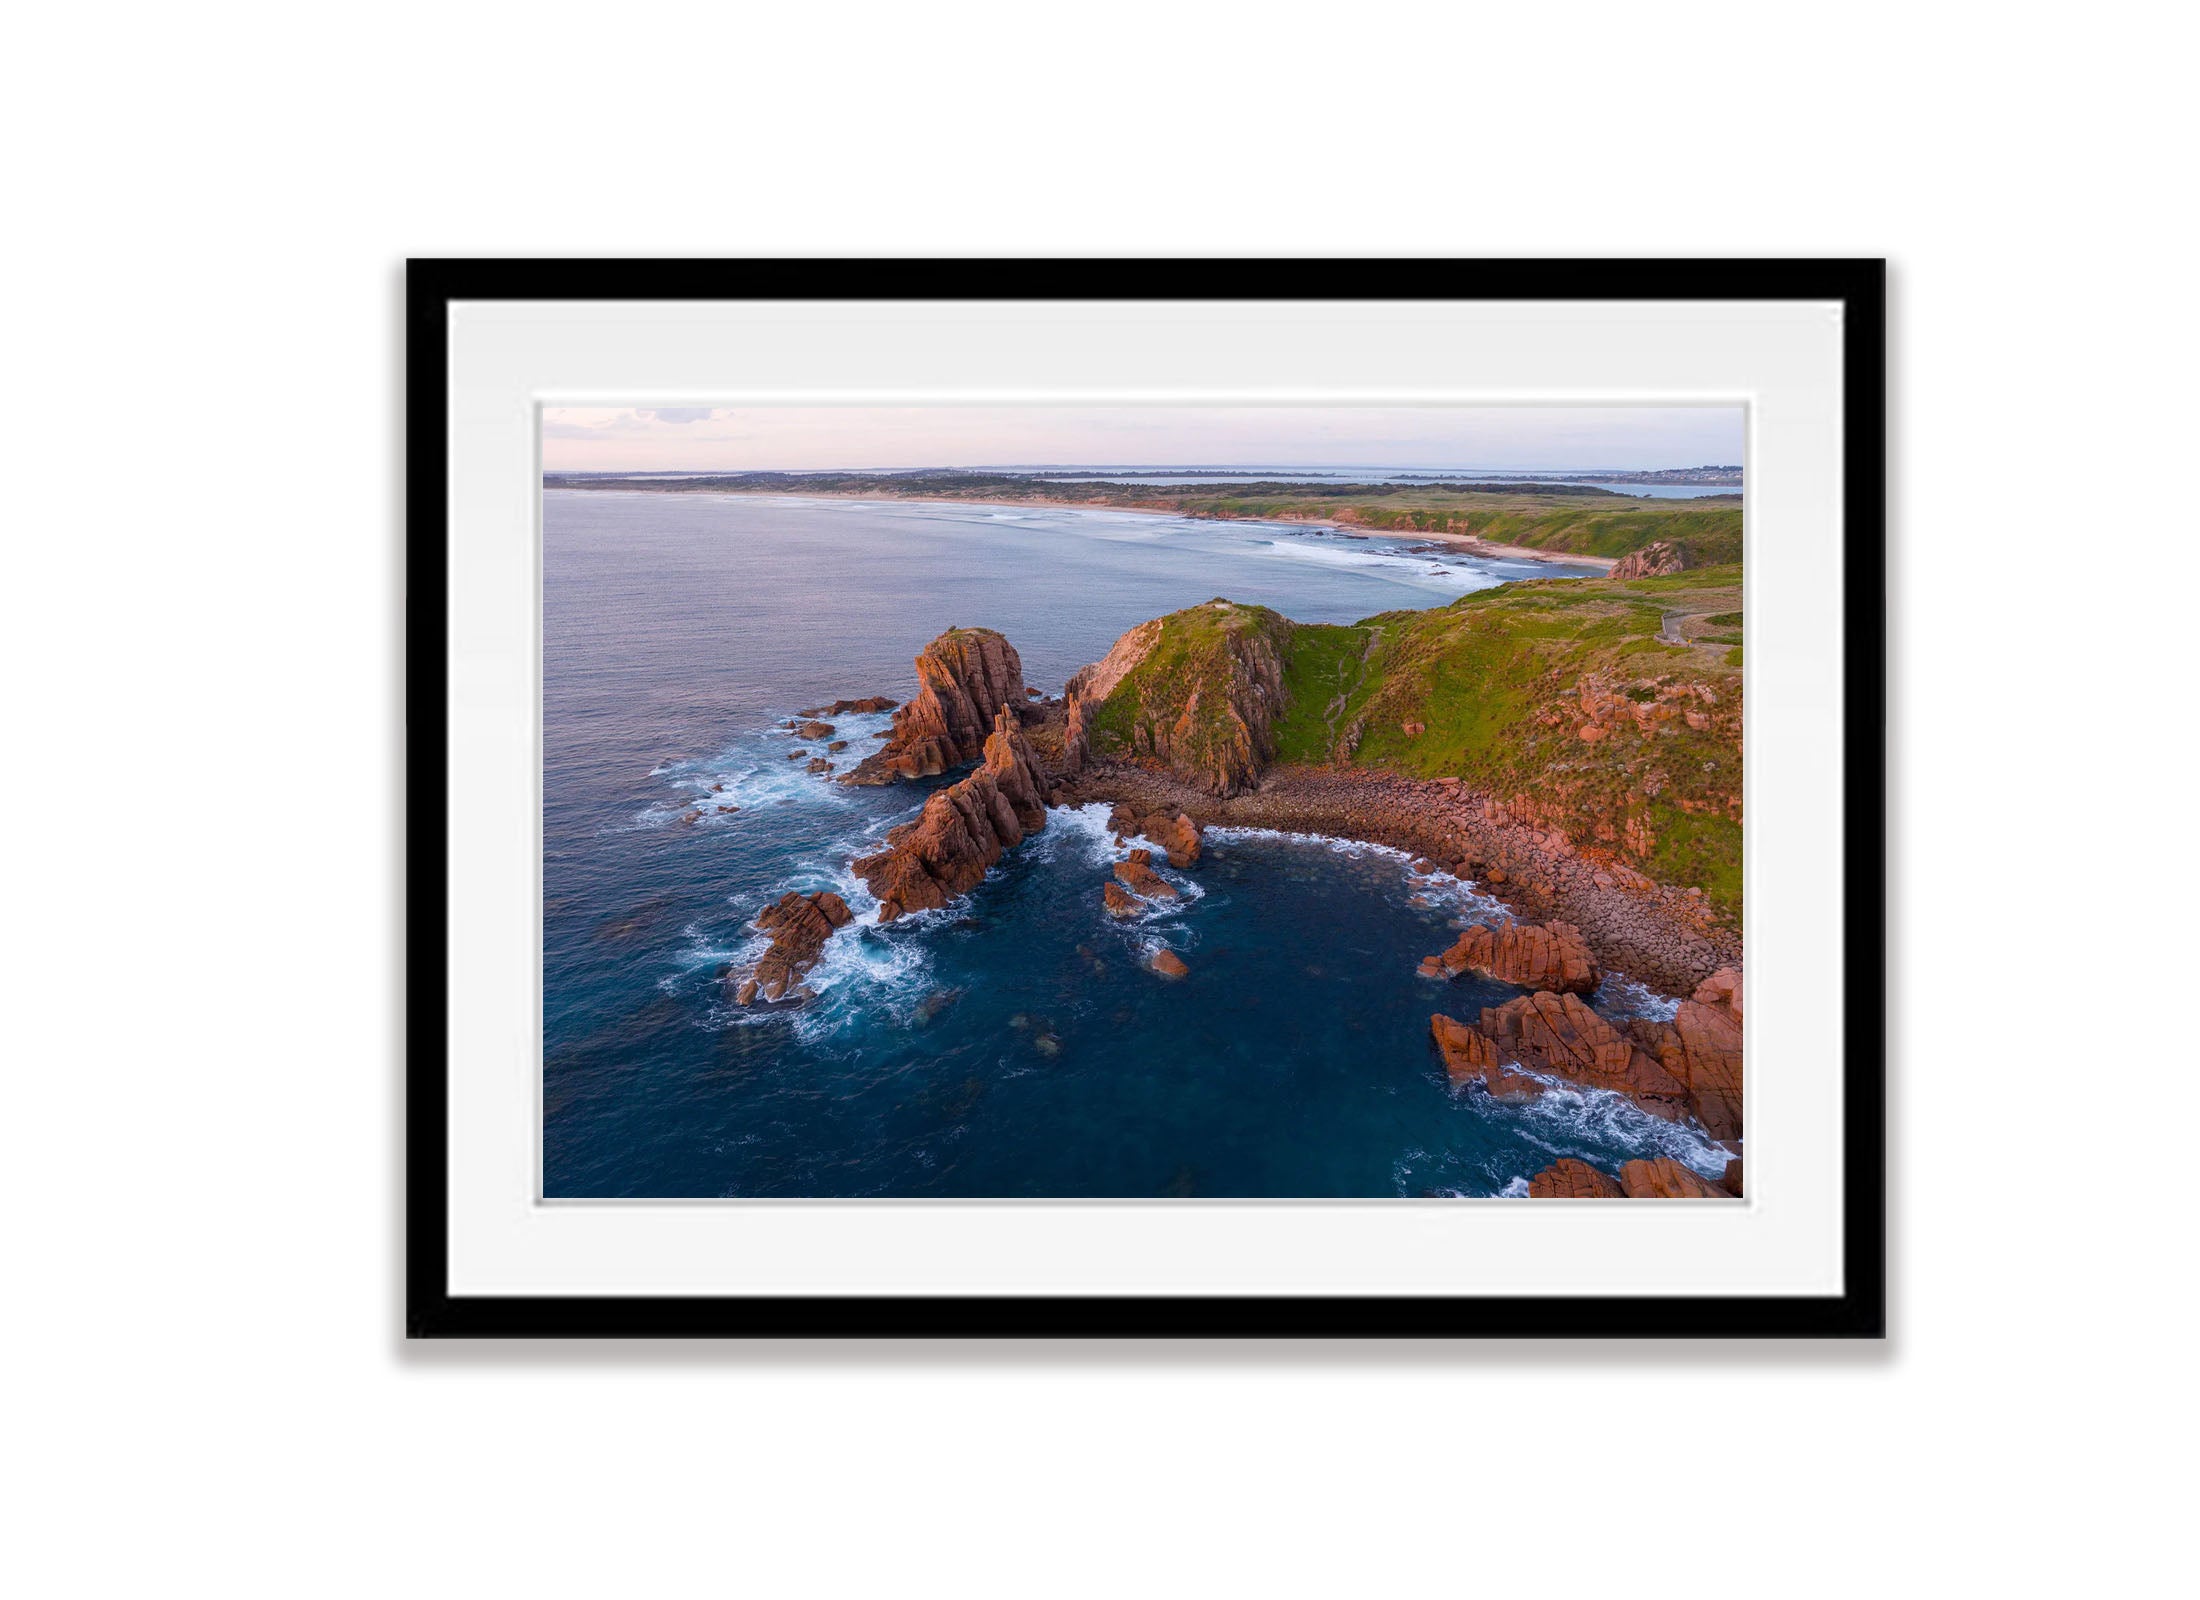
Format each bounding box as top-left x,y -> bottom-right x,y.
542,491 -> 1729,1197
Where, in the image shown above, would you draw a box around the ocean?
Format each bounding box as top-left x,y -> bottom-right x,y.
543,490 -> 1732,1197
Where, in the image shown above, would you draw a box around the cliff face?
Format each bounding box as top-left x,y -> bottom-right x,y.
845,627 -> 1028,784
1065,600 -> 1291,797
853,705 -> 1050,921
1607,539 -> 1688,580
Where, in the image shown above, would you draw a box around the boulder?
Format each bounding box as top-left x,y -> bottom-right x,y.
1526,1159 -> 1624,1199
1429,1013 -> 1496,1079
1149,948 -> 1189,978
1113,856 -> 1177,899
843,629 -> 1028,784
734,889 -> 855,1004
1627,999 -> 1744,1141
1105,805 -> 1204,868
1692,966 -> 1743,1025
800,696 -> 899,717
805,757 -> 833,775
795,720 -> 836,740
1617,1158 -> 1726,1199
1470,991 -> 1692,1121
1420,920 -> 1600,994
852,705 -> 1050,921
1101,882 -> 1141,917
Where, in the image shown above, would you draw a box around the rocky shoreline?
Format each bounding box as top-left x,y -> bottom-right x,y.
720,614 -> 1742,1197
1052,757 -> 1738,995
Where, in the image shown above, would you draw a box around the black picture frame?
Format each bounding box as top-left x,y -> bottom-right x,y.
406,258 -> 1886,1339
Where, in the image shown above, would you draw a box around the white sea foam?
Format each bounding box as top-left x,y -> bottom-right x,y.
631,706 -> 902,829
1496,1177 -> 1532,1199
1593,971 -> 1683,1023
1205,824 -> 1419,861
1501,1077 -> 1731,1178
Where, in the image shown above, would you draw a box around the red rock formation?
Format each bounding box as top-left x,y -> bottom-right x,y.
1101,882 -> 1141,917
1429,1013 -> 1497,1079
844,628 -> 1028,784
1430,1012 -> 1541,1100
800,696 -> 898,717
1106,804 -> 1203,868
1467,991 -> 1693,1121
1609,539 -> 1688,581
1149,948 -> 1189,978
852,705 -> 1049,921
1112,852 -> 1177,900
1419,920 -> 1599,993
734,889 -> 855,1004
1627,998 -> 1744,1141
795,720 -> 836,740
1526,1159 -> 1624,1198
1617,1157 -> 1726,1199
1692,966 -> 1742,1024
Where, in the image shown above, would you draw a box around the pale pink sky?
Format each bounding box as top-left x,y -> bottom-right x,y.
540,404 -> 1744,473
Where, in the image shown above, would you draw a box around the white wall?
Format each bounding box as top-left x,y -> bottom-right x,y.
6,3 -> 2186,1594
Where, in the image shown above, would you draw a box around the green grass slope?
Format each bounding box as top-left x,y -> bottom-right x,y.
1079,573 -> 1746,917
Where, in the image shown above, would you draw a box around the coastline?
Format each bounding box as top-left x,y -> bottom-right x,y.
554,483 -> 1617,570
1049,755 -> 1738,995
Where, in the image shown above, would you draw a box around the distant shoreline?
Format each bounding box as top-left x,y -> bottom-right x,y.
546,483 -> 1620,572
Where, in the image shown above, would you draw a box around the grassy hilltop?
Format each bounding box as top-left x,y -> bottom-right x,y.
1073,566 -> 1745,918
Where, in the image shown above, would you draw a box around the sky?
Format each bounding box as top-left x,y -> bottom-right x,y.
539,404 -> 1744,474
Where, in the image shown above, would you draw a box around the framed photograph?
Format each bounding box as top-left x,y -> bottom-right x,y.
408,259 -> 1884,1337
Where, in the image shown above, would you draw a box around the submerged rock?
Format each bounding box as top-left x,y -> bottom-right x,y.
1149,948 -> 1189,979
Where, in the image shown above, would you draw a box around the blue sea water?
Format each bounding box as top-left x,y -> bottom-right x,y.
542,491 -> 1730,1197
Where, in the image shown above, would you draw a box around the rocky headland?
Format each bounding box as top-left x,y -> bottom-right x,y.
726,571 -> 1745,1195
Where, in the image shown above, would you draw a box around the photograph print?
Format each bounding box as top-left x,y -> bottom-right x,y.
542,403 -> 1746,1202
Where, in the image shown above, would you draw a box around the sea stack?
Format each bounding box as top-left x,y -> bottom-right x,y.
843,627 -> 1029,784
852,704 -> 1050,921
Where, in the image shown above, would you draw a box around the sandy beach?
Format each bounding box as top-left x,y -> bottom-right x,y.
624,486 -> 1620,571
